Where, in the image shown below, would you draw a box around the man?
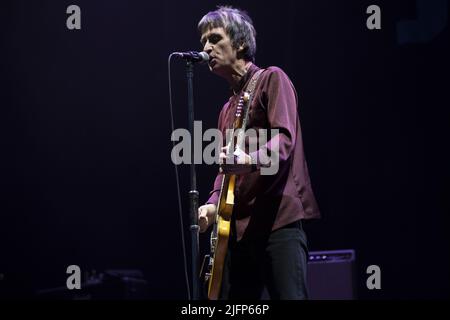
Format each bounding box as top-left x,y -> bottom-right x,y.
197,6 -> 320,300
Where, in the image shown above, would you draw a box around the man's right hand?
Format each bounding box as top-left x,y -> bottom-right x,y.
198,204 -> 217,233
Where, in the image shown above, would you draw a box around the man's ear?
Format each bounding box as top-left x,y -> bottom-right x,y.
236,43 -> 246,59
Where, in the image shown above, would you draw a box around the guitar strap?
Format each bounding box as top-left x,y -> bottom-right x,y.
232,68 -> 265,173
244,68 -> 264,97
236,68 -> 264,129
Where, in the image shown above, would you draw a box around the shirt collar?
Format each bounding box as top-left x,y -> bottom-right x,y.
231,63 -> 260,96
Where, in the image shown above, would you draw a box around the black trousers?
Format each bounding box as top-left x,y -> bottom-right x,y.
219,220 -> 309,300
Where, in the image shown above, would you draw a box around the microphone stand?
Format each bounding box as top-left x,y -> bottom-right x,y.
185,60 -> 200,300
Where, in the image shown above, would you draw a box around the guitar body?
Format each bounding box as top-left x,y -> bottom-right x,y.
207,174 -> 236,300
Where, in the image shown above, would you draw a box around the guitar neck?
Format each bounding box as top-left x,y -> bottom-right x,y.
233,92 -> 253,151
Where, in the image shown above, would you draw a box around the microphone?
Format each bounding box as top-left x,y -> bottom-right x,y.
172,51 -> 209,63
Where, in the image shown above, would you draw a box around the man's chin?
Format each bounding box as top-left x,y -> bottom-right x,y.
208,60 -> 217,70
209,64 -> 221,75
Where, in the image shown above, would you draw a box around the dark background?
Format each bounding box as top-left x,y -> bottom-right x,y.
0,0 -> 449,299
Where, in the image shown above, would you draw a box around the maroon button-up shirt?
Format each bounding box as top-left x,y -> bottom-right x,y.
207,64 -> 320,241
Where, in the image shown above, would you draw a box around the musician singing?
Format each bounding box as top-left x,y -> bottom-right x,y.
197,6 -> 320,300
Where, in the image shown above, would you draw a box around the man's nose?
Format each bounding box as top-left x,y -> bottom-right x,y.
203,42 -> 213,54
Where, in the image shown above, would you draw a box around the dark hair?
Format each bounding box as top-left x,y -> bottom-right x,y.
198,6 -> 257,62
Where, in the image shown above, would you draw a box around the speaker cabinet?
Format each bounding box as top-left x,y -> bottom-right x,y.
307,249 -> 356,300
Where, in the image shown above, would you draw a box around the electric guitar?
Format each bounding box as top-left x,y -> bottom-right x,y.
204,90 -> 254,300
201,69 -> 263,300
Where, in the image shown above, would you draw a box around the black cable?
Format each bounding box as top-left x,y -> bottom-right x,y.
168,53 -> 191,300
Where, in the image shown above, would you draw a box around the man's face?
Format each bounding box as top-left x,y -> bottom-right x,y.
200,27 -> 240,76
